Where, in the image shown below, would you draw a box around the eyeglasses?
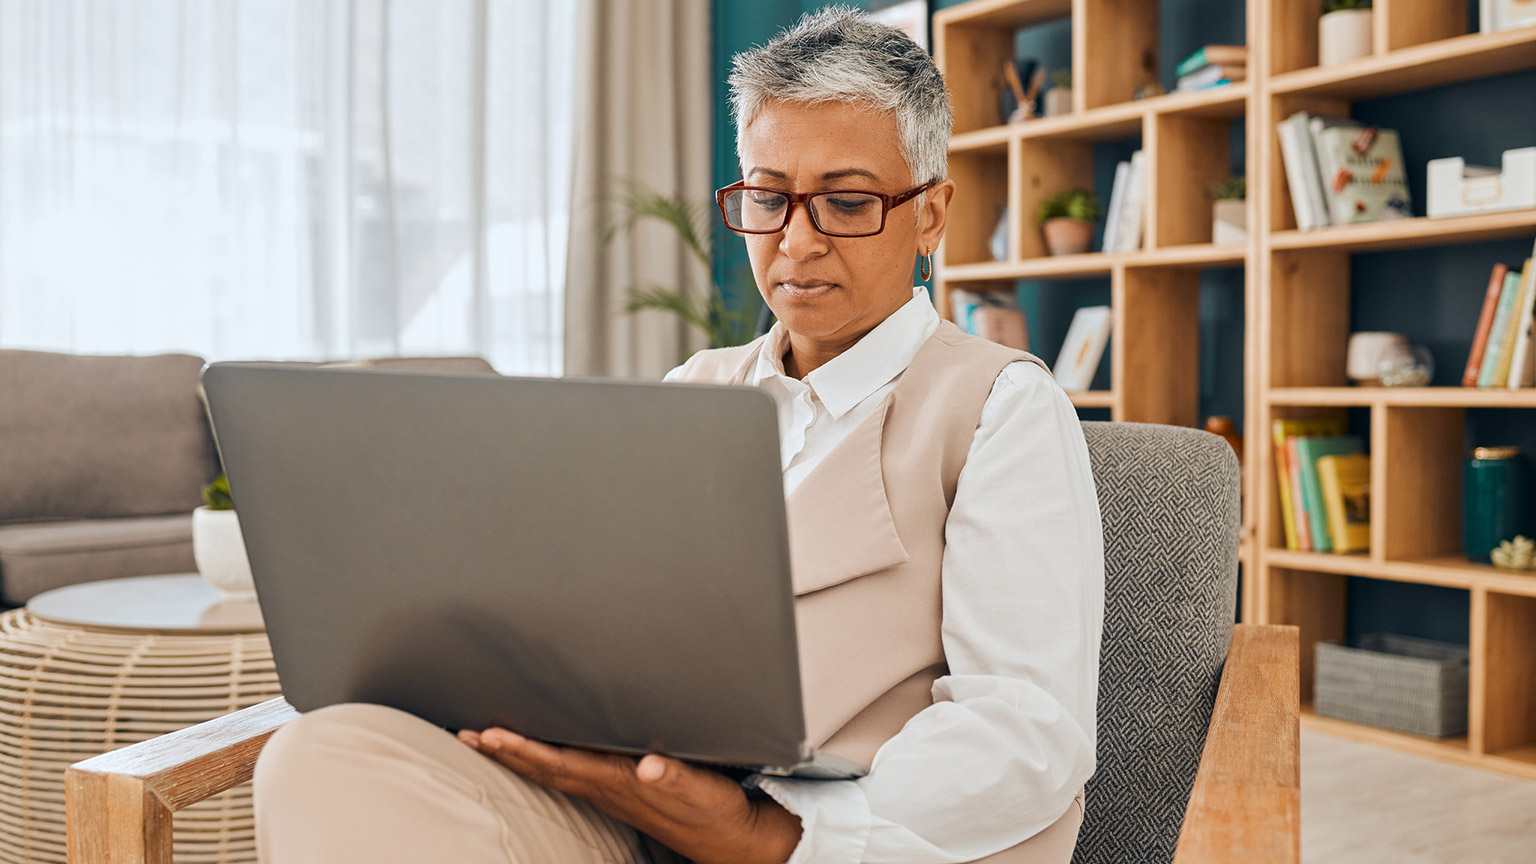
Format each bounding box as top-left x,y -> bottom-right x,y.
716,181 -> 934,238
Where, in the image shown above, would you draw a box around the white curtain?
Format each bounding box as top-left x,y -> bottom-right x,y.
0,0 -> 575,375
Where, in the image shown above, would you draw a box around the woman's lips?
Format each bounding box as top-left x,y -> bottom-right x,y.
777,281 -> 837,299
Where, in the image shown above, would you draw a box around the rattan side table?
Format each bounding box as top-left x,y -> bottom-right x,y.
0,574 -> 278,864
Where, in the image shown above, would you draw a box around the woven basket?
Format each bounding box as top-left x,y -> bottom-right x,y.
1314,633 -> 1469,738
0,609 -> 278,863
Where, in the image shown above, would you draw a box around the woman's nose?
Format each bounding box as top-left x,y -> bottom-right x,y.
780,201 -> 829,260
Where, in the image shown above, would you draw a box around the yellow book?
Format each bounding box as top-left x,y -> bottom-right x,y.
1272,417 -> 1345,550
1492,259 -> 1535,387
1317,453 -> 1371,554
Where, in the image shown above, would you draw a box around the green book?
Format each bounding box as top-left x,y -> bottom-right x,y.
1478,270 -> 1524,387
1296,435 -> 1363,553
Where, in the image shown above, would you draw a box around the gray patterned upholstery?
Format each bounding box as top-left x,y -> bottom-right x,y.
1072,422 -> 1240,864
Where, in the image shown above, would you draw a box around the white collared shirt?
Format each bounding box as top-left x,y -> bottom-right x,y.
666,288 -> 1104,863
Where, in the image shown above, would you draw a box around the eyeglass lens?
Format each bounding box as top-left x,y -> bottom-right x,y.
722,189 -> 885,236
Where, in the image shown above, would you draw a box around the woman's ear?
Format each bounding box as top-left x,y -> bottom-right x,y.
918,179 -> 956,254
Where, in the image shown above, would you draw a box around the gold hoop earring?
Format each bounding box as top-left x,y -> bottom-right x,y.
920,250 -> 933,281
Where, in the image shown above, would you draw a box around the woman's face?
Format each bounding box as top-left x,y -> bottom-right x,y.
736,100 -> 954,347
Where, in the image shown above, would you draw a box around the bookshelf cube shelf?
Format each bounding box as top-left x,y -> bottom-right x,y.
935,0 -> 1536,778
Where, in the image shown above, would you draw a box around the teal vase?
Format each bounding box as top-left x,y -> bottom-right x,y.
1463,447 -> 1532,564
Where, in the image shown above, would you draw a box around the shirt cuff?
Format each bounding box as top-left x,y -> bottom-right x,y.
749,776 -> 872,864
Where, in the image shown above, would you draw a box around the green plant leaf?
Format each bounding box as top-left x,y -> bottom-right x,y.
201,474 -> 234,510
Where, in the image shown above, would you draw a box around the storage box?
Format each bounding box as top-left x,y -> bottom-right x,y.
1314,633 -> 1469,738
1427,147 -> 1536,218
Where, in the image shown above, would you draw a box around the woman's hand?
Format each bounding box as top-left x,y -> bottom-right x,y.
457,728 -> 802,864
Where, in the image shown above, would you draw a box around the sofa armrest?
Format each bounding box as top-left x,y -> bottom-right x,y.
1173,623 -> 1301,864
66,697 -> 299,864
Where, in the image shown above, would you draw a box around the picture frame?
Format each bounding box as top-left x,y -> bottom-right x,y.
867,0 -> 931,53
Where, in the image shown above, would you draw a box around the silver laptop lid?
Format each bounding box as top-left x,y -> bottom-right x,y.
201,363 -> 807,768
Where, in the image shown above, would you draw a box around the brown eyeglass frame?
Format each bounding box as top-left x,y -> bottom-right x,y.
715,180 -> 935,238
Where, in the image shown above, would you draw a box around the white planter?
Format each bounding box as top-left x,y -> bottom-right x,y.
1044,88 -> 1073,118
1212,199 -> 1248,245
1319,9 -> 1374,67
193,507 -> 257,601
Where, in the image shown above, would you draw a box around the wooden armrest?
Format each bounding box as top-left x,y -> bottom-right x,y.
66,697 -> 299,864
1173,623 -> 1301,864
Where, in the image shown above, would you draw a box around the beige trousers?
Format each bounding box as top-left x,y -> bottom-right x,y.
253,703 -> 1083,863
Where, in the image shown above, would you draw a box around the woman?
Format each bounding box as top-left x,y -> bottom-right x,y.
253,9 -> 1103,864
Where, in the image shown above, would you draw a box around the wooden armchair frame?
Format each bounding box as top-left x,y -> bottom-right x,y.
65,624 -> 1299,864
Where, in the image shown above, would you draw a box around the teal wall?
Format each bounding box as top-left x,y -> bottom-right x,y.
711,1 -> 1536,640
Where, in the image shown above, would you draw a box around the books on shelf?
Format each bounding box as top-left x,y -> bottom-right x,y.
1175,63 -> 1245,92
1468,238 -> 1536,389
1102,150 -> 1146,254
1296,436 -> 1364,554
1500,260 -> 1536,389
949,289 -> 1029,351
1052,306 -> 1111,392
1276,112 -> 1412,230
1318,453 -> 1372,554
1271,417 -> 1346,552
1175,44 -> 1247,79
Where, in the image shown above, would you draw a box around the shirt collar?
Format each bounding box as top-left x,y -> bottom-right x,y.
753,287 -> 940,420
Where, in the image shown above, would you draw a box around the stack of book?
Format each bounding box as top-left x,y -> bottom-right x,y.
950,289 -> 1029,350
1101,150 -> 1147,254
1277,111 -> 1413,230
1174,44 -> 1246,92
1462,238 -> 1536,389
1272,419 -> 1371,553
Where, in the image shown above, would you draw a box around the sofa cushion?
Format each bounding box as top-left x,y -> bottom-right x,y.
0,515 -> 196,604
0,350 -> 220,523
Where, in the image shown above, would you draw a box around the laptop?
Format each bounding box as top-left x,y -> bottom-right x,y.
200,363 -> 866,780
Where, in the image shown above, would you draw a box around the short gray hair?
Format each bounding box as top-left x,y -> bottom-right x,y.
728,6 -> 951,192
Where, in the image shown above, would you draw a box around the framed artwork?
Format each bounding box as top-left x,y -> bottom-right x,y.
867,0 -> 931,53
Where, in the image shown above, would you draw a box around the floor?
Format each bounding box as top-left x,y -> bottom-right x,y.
1302,728 -> 1536,863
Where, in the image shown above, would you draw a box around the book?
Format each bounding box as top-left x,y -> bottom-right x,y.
1317,453 -> 1371,554
1102,160 -> 1129,254
1287,437 -> 1313,551
1309,118 -> 1413,225
1175,64 -> 1246,92
1499,260 -> 1536,389
1113,150 -> 1148,253
1277,112 -> 1330,230
1464,263 -> 1511,386
1273,417 -> 1346,550
1175,44 -> 1248,78
1296,435 -> 1364,553
1052,306 -> 1112,392
1479,269 -> 1525,386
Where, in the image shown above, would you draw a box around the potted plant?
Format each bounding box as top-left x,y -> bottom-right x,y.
1319,0 -> 1373,67
608,180 -> 760,357
193,474 -> 256,601
1044,69 -> 1073,118
1036,189 -> 1101,256
1210,175 -> 1247,245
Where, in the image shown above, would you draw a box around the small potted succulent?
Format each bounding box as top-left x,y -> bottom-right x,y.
1036,189 -> 1102,256
193,474 -> 256,601
1319,0 -> 1373,67
1210,175 -> 1247,245
1044,69 -> 1073,118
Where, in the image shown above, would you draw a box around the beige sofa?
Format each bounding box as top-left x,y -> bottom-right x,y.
0,350 -> 494,605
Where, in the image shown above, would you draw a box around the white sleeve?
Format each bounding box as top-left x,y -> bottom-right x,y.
662,363 -> 685,382
754,360 -> 1105,863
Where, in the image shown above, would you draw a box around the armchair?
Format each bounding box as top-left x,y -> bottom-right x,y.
66,422 -> 1298,863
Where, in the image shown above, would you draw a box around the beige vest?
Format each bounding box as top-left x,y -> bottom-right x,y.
674,321 -> 1047,763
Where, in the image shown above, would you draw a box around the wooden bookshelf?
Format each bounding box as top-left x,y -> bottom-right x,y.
935,0 -> 1536,781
